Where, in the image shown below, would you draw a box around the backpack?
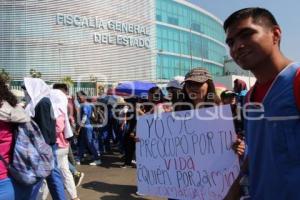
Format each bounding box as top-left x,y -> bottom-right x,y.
0,120 -> 54,185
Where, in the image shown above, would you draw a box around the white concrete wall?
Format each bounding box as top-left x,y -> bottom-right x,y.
1,0 -> 156,82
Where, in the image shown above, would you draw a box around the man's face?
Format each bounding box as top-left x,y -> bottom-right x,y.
77,95 -> 86,103
225,17 -> 279,70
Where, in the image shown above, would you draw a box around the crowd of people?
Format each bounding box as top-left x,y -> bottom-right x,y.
0,68 -> 247,200
0,7 -> 299,200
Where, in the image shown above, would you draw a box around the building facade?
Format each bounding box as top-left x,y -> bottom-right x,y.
156,0 -> 226,81
214,58 -> 256,90
1,0 -> 156,83
1,0 -> 226,83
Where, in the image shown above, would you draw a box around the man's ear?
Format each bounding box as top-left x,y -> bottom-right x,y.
272,25 -> 281,46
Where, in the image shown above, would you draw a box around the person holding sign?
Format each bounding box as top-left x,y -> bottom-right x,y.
174,68 -> 245,200
180,67 -> 221,110
167,68 -> 222,200
224,7 -> 300,199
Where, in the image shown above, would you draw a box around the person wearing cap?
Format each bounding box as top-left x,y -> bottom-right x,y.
181,67 -> 220,110
168,68 -> 220,200
221,90 -> 238,105
166,76 -> 185,111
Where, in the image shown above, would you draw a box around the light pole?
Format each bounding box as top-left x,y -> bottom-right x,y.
158,49 -> 163,81
179,31 -> 183,74
189,27 -> 193,70
58,43 -> 63,80
189,13 -> 193,70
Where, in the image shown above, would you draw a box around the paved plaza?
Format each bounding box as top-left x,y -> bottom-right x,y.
60,151 -> 165,200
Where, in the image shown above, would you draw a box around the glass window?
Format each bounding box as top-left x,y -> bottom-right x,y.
167,16 -> 178,25
191,22 -> 200,32
156,0 -> 226,80
156,14 -> 162,21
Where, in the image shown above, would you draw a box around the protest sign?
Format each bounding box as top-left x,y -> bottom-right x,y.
136,105 -> 240,200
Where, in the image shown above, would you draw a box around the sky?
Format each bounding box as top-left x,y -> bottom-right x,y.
188,0 -> 300,61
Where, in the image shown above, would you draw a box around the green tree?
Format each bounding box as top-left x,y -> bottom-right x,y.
0,69 -> 11,83
89,74 -> 97,82
62,76 -> 74,87
29,68 -> 42,78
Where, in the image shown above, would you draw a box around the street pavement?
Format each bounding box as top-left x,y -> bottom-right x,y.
60,151 -> 166,200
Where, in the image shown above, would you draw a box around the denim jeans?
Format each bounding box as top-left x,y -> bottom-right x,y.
0,178 -> 14,200
97,128 -> 106,153
32,144 -> 66,200
13,178 -> 43,200
78,127 -> 99,161
0,177 -> 43,200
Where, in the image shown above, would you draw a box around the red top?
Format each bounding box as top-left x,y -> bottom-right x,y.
252,79 -> 274,103
250,68 -> 300,109
294,68 -> 300,111
0,121 -> 14,180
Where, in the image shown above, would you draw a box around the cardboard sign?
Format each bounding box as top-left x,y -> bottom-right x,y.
136,105 -> 240,200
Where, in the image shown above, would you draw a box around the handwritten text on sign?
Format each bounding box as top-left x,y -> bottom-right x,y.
136,105 -> 240,200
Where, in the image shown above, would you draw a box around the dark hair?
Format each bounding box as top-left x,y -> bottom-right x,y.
148,86 -> 165,104
76,90 -> 87,97
0,77 -> 18,107
220,90 -> 236,100
234,79 -> 247,93
53,83 -> 68,93
224,7 -> 279,31
182,79 -> 220,110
